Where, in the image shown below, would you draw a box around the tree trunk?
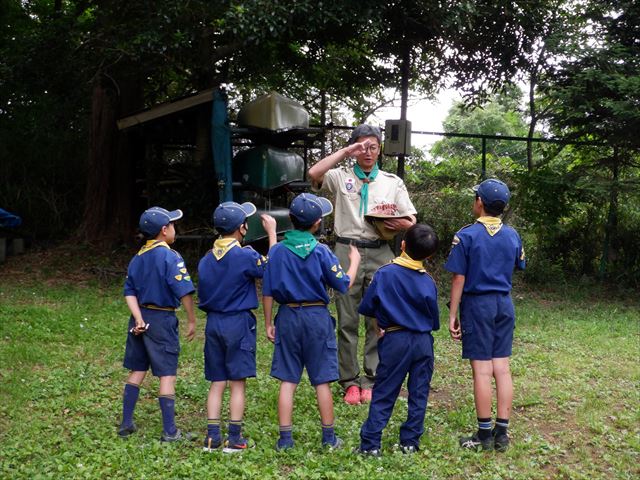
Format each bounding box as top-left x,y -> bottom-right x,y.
81,69 -> 142,245
599,148 -> 620,278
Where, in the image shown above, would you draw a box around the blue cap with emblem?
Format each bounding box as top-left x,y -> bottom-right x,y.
213,201 -> 257,233
139,206 -> 183,237
289,193 -> 333,225
473,179 -> 511,208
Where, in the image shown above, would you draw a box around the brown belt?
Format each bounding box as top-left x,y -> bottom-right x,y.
141,304 -> 176,312
385,325 -> 405,333
285,301 -> 327,308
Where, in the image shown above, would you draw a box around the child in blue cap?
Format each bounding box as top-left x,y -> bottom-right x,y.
262,193 -> 361,450
198,202 -> 277,453
356,223 -> 440,456
445,179 -> 526,452
118,206 -> 197,442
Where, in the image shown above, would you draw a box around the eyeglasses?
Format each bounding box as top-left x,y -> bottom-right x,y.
364,144 -> 380,153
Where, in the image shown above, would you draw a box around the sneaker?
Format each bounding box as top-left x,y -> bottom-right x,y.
276,438 -> 294,451
344,386 -> 361,405
353,446 -> 381,457
360,388 -> 373,403
222,437 -> 254,454
160,429 -> 197,443
493,432 -> 510,452
399,444 -> 419,454
323,436 -> 344,450
459,432 -> 493,451
117,423 -> 137,438
202,436 -> 222,452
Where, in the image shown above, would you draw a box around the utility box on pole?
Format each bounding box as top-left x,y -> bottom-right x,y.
383,119 -> 411,156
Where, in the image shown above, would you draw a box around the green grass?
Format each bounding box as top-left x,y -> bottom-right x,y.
0,263 -> 639,479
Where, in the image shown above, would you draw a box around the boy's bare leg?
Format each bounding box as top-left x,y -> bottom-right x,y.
207,381 -> 226,419
204,381 -> 226,448
126,370 -> 146,386
229,380 -> 246,420
315,383 -> 334,425
158,375 -> 178,436
316,382 -> 340,446
470,360 -> 493,418
278,381 -> 297,426
492,357 -> 513,419
277,381 -> 297,449
159,375 -> 176,396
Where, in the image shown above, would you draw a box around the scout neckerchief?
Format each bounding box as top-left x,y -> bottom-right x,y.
212,238 -> 240,260
137,240 -> 169,255
282,230 -> 317,259
476,216 -> 503,236
354,163 -> 379,216
391,251 -> 426,272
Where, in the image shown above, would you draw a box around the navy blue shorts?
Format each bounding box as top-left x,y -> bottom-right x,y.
123,308 -> 180,377
270,305 -> 338,386
460,293 -> 515,360
204,311 -> 257,381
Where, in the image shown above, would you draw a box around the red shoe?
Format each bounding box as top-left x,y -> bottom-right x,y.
344,386 -> 361,405
360,388 -> 372,403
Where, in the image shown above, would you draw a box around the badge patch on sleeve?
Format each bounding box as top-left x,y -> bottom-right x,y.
451,235 -> 460,246
174,274 -> 183,281
179,268 -> 187,274
331,264 -> 338,272
520,247 -> 526,261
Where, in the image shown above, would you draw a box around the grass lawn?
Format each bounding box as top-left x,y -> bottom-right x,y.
1,245 -> 638,479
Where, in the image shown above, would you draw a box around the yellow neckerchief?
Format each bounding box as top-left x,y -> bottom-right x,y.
476,216 -> 503,236
391,251 -> 426,272
137,240 -> 170,256
212,238 -> 240,260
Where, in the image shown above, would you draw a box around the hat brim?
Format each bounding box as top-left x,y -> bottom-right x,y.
315,197 -> 333,217
167,209 -> 184,222
239,202 -> 257,218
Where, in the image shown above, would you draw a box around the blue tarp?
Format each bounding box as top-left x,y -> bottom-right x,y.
0,208 -> 21,228
211,88 -> 233,202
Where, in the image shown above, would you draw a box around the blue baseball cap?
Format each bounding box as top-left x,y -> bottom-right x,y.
213,201 -> 257,232
289,193 -> 333,225
473,179 -> 511,207
139,206 -> 183,237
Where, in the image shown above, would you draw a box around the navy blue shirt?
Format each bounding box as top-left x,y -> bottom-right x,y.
358,263 -> 440,333
198,243 -> 267,313
262,243 -> 350,304
444,221 -> 525,294
123,241 -> 195,307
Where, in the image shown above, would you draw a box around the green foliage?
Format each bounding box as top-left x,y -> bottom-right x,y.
0,270 -> 638,478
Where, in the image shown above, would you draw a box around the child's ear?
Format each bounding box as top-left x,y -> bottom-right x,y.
400,240 -> 406,252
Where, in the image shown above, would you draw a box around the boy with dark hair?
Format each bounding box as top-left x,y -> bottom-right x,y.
445,179 -> 526,452
118,206 -> 197,442
263,193 -> 361,450
356,224 -> 440,456
198,202 -> 277,453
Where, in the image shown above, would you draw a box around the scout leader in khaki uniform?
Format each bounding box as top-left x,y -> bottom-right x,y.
308,124 -> 417,406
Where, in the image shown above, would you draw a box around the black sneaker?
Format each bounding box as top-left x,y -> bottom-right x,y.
323,436 -> 344,450
353,446 -> 382,457
459,432 -> 493,451
493,431 -> 510,452
160,429 -> 197,443
399,444 -> 419,454
117,423 -> 137,438
202,436 -> 222,452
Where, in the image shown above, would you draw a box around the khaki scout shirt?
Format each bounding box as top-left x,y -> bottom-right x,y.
316,165 -> 417,241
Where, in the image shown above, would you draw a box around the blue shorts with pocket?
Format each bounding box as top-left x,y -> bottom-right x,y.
270,305 -> 338,386
460,293 -> 515,360
204,311 -> 257,381
123,308 -> 180,377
